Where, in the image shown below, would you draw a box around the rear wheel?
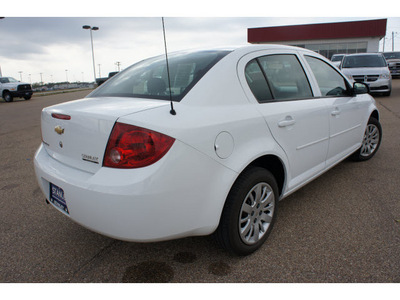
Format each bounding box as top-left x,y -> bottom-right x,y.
351,117 -> 382,161
3,91 -> 13,102
24,95 -> 32,100
214,167 -> 278,256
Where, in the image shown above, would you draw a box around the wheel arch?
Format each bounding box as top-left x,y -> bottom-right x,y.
244,154 -> 286,198
370,109 -> 379,121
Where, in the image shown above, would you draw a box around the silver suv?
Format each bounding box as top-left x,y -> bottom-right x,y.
340,53 -> 392,96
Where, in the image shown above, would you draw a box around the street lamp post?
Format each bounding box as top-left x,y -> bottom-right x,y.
83,25 -> 99,84
115,61 -> 121,72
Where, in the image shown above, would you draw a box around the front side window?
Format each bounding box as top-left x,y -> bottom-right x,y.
305,56 -> 349,97
0,77 -> 17,83
89,50 -> 231,102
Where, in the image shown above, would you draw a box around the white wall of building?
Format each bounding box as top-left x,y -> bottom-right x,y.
261,37 -> 382,58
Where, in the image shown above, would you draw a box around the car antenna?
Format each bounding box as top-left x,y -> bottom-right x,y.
162,17 -> 176,116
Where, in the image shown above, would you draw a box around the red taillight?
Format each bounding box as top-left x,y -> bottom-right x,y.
103,123 -> 175,169
52,113 -> 71,120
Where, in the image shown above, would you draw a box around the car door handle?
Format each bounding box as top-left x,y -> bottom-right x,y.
331,108 -> 341,116
278,117 -> 296,127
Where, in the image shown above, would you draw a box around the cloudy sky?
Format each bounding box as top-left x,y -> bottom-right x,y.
1,1 -> 399,84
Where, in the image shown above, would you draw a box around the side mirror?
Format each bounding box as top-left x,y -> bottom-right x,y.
353,82 -> 369,95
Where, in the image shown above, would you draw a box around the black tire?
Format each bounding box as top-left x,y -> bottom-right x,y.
383,90 -> 391,97
3,91 -> 13,102
24,96 -> 31,100
214,167 -> 278,256
350,117 -> 382,161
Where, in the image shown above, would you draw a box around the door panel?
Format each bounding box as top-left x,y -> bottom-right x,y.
303,55 -> 364,165
259,100 -> 329,190
241,52 -> 330,191
324,97 -> 363,166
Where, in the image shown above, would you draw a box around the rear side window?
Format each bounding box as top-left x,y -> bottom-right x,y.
245,59 -> 273,102
305,56 -> 349,97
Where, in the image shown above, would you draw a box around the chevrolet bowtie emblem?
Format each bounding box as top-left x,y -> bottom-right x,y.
54,125 -> 65,135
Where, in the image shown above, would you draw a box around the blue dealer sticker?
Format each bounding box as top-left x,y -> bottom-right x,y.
50,183 -> 69,214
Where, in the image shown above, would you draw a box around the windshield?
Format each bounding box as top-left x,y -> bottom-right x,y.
342,55 -> 387,68
89,50 -> 231,101
0,77 -> 18,83
383,52 -> 400,60
331,55 -> 344,62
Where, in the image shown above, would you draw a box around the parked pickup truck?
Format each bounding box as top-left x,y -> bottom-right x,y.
95,71 -> 119,86
0,77 -> 33,102
383,52 -> 400,77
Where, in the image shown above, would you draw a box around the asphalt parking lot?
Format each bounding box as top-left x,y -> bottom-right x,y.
1,82 -> 399,283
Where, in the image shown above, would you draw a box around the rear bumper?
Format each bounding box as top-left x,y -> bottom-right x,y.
34,141 -> 236,242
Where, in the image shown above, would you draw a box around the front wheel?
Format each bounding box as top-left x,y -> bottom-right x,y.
3,92 -> 13,102
24,95 -> 32,100
214,167 -> 278,256
351,117 -> 382,161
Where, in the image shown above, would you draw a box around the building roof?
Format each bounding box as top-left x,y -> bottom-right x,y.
248,19 -> 387,43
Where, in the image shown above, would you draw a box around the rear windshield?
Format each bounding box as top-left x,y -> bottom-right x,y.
88,50 -> 231,102
342,55 -> 387,68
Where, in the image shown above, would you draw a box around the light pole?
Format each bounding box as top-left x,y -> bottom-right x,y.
65,69 -> 68,83
392,32 -> 399,51
115,61 -> 121,72
83,25 -> 99,84
18,71 -> 23,81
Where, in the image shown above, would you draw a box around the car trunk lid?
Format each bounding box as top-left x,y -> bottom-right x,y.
41,97 -> 168,173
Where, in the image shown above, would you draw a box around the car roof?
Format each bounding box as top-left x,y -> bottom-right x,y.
168,44 -> 319,57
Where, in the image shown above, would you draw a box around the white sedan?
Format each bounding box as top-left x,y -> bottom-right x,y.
34,45 -> 382,255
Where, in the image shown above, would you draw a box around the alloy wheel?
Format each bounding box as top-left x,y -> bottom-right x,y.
360,124 -> 380,157
239,182 -> 275,245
